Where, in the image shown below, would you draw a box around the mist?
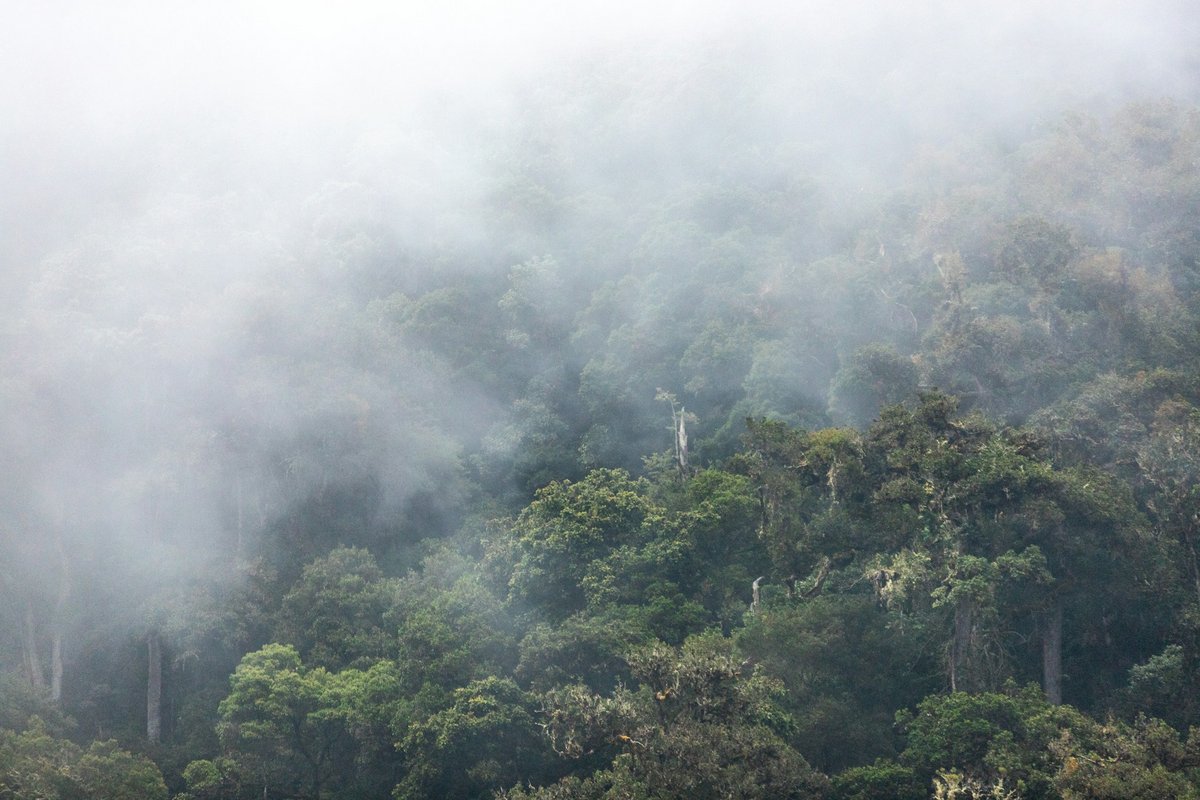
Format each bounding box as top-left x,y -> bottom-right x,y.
2,0 -> 1195,582
1,0 -> 1199,793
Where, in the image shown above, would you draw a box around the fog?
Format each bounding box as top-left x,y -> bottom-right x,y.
1,0 -> 1198,735
7,2 -> 1195,252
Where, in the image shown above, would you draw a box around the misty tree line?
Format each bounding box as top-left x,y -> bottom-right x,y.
3,46 -> 1200,800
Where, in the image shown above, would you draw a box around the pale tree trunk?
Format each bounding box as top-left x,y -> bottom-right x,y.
50,633 -> 64,702
750,576 -> 764,613
50,531 -> 70,703
1042,597 -> 1063,705
676,411 -> 689,473
7,510 -> 71,701
147,630 -> 162,744
235,471 -> 245,557
22,599 -> 46,692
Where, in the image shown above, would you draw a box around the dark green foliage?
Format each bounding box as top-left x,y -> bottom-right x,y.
829,343 -> 920,428
1050,715 -> 1200,799
0,717 -> 168,800
497,467 -> 764,643
388,569 -> 518,699
831,760 -> 925,800
0,673 -> 73,737
504,469 -> 657,616
515,611 -> 651,693
737,595 -> 937,773
509,635 -> 830,800
274,547 -> 398,669
214,644 -> 403,799
897,686 -> 1080,798
397,677 -> 551,800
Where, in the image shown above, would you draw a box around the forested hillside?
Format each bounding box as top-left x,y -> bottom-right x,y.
3,3 -> 1200,799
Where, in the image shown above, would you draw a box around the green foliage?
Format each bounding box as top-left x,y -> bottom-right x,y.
499,467 -> 764,645
177,757 -> 243,800
515,610 -> 650,693
274,546 -> 398,669
505,469 -> 658,616
732,419 -> 868,575
216,643 -> 402,799
737,595 -> 936,772
0,672 -> 72,737
388,570 -> 518,698
1051,715 -> 1200,799
832,760 -> 926,800
517,634 -> 829,800
829,343 -> 919,428
396,677 -> 550,800
0,717 -> 167,800
898,686 -> 1092,800
75,739 -> 170,800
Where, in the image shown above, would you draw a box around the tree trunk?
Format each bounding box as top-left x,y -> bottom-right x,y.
950,597 -> 973,693
22,599 -> 46,692
147,630 -> 162,744
1042,597 -> 1063,705
235,471 -> 245,557
50,632 -> 64,702
50,532 -> 70,703
676,410 -> 689,473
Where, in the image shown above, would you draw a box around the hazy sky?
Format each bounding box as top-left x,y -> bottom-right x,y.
6,1 -> 1194,168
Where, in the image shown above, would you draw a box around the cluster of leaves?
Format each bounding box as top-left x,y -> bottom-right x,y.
0,716 -> 166,800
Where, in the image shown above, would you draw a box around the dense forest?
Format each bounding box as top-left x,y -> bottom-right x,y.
4,4 -> 1200,799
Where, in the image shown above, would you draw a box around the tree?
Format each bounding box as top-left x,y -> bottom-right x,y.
506,634 -> 829,800
501,469 -> 658,617
864,393 -> 1157,703
396,676 -> 552,800
897,686 -> 1090,800
0,716 -> 167,800
1050,714 -> 1200,799
387,567 -> 518,701
737,594 -> 936,773
732,419 -> 868,578
274,546 -> 398,670
828,343 -> 919,428
215,644 -> 400,800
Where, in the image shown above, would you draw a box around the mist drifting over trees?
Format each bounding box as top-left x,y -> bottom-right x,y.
2,2 -> 1200,798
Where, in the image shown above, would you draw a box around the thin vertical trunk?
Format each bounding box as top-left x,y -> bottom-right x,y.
676,410 -> 688,473
50,532 -> 70,703
235,472 -> 245,557
22,599 -> 46,692
147,630 -> 162,744
1042,597 -> 1063,705
50,633 -> 64,702
950,597 -> 973,693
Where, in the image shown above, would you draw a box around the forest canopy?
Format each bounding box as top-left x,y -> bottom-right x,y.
2,2 -> 1200,798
